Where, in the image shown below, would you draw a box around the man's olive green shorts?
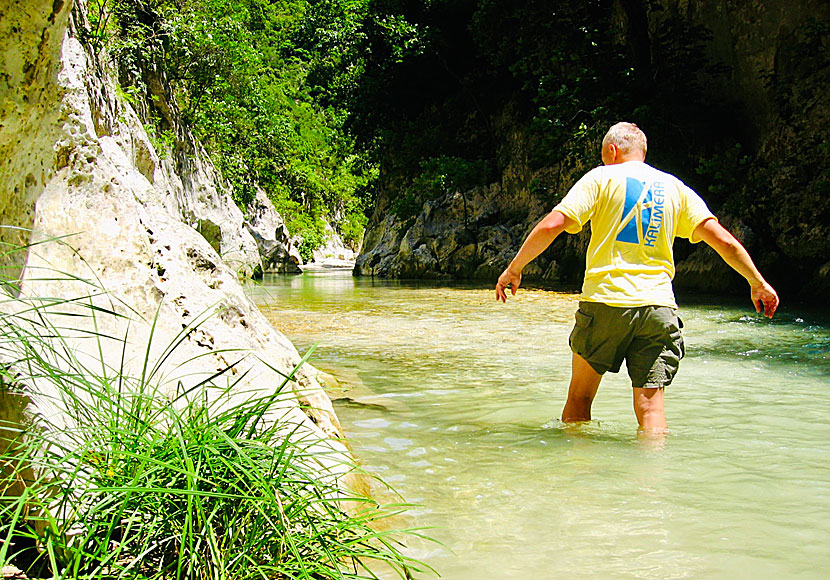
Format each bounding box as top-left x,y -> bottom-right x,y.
569,301 -> 685,389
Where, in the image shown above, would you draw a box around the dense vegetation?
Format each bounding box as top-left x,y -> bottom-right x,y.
84,0 -> 659,224
83,0 -> 376,258
341,0 -> 827,297
82,0 -> 828,294
334,0 -> 768,215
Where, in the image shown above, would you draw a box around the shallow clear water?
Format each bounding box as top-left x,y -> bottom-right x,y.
248,268 -> 830,580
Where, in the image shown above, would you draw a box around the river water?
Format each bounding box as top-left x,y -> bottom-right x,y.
248,268 -> 830,580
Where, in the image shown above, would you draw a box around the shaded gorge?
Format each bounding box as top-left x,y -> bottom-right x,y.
248,269 -> 830,579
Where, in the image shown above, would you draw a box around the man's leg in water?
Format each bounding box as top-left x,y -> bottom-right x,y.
633,387 -> 667,432
561,352 -> 603,422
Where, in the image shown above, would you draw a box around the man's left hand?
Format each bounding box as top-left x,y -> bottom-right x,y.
751,280 -> 779,318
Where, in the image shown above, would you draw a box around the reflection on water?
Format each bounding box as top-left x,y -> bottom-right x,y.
248,269 -> 830,580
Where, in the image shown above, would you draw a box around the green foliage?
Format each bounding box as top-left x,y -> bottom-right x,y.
143,123 -> 175,159
310,0 -> 636,194
0,245 -> 431,578
84,0 -> 121,53
82,0 -> 375,255
80,0 -> 810,274
310,0 -> 753,219
417,156 -> 490,198
391,156 -> 490,219
285,211 -> 328,263
471,1 -> 630,167
340,210 -> 368,250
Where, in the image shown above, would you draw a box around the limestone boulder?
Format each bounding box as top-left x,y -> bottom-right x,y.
0,0 -> 70,283
312,220 -> 358,266
245,188 -> 302,274
353,213 -> 408,277
0,0 -> 349,495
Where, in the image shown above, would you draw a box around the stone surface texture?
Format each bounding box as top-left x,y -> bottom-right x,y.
355,177 -> 590,288
245,187 -> 303,274
312,219 -> 358,266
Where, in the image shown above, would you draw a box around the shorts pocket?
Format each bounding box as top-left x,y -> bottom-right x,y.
672,314 -> 685,359
574,309 -> 593,328
569,309 -> 594,356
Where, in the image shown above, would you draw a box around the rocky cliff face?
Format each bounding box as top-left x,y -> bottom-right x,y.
0,0 -> 70,283
357,0 -> 829,301
355,183 -> 589,287
1,0 -> 348,499
651,0 -> 830,297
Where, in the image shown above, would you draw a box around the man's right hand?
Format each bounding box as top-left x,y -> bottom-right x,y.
496,268 -> 522,302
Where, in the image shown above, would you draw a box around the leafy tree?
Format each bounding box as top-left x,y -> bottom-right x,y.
86,0 -> 376,254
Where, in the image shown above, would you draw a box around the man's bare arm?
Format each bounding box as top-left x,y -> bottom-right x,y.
693,218 -> 779,317
495,210 -> 575,302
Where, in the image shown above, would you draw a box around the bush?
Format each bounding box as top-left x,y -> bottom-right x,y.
0,255 -> 430,579
391,156 -> 491,219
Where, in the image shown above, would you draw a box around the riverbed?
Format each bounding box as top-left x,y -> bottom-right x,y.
248,268 -> 830,580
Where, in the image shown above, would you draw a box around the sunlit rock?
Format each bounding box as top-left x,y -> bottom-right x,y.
245,187 -> 302,274
0,0 -> 350,514
312,219 -> 358,266
357,184 -> 588,285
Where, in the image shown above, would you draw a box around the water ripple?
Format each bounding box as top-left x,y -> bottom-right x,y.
252,271 -> 830,580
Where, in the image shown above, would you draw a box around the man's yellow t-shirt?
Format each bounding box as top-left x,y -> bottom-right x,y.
553,161 -> 715,309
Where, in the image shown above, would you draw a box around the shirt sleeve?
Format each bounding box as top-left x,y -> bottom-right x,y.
676,183 -> 717,243
553,168 -> 601,234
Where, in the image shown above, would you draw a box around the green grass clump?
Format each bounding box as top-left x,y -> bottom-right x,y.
0,250 -> 430,579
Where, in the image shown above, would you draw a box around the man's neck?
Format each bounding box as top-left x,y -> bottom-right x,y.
614,154 -> 646,164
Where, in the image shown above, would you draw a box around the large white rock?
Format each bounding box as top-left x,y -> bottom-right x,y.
312,219 -> 359,266
0,0 -> 349,490
0,0 -> 70,283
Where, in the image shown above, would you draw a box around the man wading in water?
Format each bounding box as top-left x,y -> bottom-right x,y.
495,122 -> 779,434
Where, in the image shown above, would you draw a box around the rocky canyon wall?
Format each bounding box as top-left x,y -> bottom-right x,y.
356,0 -> 829,301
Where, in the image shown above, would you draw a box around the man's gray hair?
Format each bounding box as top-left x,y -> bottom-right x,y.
602,122 -> 647,155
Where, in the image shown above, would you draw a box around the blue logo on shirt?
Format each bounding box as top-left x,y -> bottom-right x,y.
616,178 -> 665,246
